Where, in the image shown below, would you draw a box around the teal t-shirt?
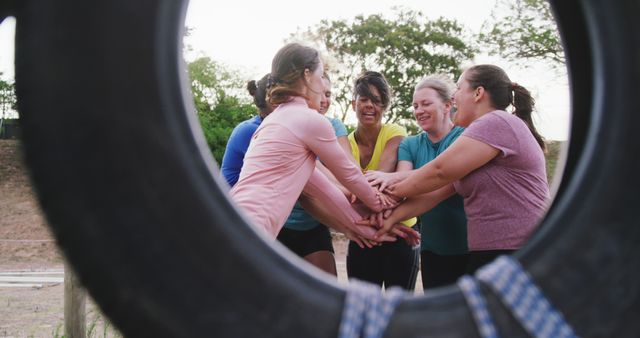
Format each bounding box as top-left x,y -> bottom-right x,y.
283,116 -> 348,231
398,126 -> 468,254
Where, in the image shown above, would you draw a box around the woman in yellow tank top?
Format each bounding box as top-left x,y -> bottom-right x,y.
346,71 -> 419,291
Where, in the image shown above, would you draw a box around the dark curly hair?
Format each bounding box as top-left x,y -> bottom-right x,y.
246,73 -> 271,117
352,71 -> 392,110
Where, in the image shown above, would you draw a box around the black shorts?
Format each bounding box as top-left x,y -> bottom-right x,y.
466,249 -> 515,274
346,239 -> 420,291
420,250 -> 469,289
276,225 -> 334,258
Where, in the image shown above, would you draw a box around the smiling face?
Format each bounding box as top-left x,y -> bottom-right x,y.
352,84 -> 384,127
452,71 -> 477,127
318,77 -> 332,115
412,87 -> 452,134
302,59 -> 325,112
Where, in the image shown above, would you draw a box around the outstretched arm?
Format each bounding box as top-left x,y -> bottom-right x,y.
388,136 -> 499,198
360,184 -> 456,239
337,135 -> 358,166
302,118 -> 382,212
376,135 -> 404,172
365,160 -> 414,192
301,168 -> 396,247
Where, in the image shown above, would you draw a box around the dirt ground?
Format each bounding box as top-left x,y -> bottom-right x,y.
2,139 -> 413,337
0,140 -> 118,337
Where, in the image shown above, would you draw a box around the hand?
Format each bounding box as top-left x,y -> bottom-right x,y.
390,224 -> 421,247
351,222 -> 396,243
365,170 -> 399,192
348,192 -> 358,204
344,231 -> 378,249
378,190 -> 402,209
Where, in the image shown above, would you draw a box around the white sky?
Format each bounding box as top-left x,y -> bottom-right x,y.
0,1 -> 570,139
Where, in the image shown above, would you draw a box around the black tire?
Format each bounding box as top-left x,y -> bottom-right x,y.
0,1 -> 16,24
11,0 -> 640,337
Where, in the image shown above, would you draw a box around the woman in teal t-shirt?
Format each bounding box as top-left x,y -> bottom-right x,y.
366,74 -> 468,289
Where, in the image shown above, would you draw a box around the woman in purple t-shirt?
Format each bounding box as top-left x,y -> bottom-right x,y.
373,64 -> 550,274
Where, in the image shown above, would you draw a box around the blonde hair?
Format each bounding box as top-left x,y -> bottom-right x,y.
414,74 -> 456,103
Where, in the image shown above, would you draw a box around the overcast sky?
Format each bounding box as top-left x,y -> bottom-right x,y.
0,1 -> 570,139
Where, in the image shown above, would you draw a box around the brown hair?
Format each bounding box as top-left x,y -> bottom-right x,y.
466,64 -> 546,151
246,73 -> 271,118
267,43 -> 321,106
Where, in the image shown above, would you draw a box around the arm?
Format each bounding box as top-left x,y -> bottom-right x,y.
389,136 -> 500,198
220,123 -> 254,187
304,118 -> 382,212
337,135 -> 358,166
316,160 -> 352,200
364,160 -> 414,191
300,168 -> 395,247
316,134 -> 357,194
373,184 -> 456,238
376,135 -> 404,172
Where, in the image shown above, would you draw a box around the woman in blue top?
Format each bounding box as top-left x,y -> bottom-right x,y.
366,74 -> 469,289
221,74 -> 273,186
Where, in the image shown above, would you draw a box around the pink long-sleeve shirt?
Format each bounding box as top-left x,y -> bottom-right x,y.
230,97 -> 381,237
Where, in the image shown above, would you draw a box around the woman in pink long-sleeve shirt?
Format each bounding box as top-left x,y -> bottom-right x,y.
230,43 -> 418,247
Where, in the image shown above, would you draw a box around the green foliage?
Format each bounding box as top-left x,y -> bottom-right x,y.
292,8 -> 476,134
187,57 -> 257,164
479,0 -> 564,66
0,74 -> 17,118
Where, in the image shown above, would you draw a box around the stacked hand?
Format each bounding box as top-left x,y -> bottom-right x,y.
356,214 -> 420,248
345,222 -> 397,249
365,170 -> 402,193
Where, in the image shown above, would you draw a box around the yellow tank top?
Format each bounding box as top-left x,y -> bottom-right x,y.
348,124 -> 417,227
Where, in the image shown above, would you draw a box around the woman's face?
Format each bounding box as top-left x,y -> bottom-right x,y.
304,60 -> 325,111
318,78 -> 332,115
412,87 -> 451,134
452,72 -> 475,127
353,84 -> 384,127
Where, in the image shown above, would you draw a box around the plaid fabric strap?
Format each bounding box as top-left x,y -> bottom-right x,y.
458,255 -> 578,338
338,279 -> 406,338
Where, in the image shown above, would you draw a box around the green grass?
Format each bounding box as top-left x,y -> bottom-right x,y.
51,314 -> 122,338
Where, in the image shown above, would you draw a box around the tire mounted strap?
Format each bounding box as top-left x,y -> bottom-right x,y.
338,279 -> 406,338
458,256 -> 579,338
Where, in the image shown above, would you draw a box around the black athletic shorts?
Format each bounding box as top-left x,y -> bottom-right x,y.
276,225 -> 334,258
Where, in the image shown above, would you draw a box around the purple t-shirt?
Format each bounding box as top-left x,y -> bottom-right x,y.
453,110 -> 549,251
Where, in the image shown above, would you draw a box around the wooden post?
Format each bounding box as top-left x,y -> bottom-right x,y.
64,262 -> 86,338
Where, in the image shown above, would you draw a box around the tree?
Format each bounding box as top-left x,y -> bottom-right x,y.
187,57 -> 256,163
479,0 -> 564,66
0,75 -> 17,118
0,74 -> 17,137
293,8 -> 476,133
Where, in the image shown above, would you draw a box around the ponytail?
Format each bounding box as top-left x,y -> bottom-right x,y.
246,80 -> 258,97
512,83 -> 546,151
466,65 -> 546,152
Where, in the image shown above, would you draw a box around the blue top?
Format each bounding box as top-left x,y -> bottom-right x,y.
329,117 -> 348,138
284,117 -> 349,231
397,126 -> 468,254
221,116 -> 263,187
221,114 -> 349,231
